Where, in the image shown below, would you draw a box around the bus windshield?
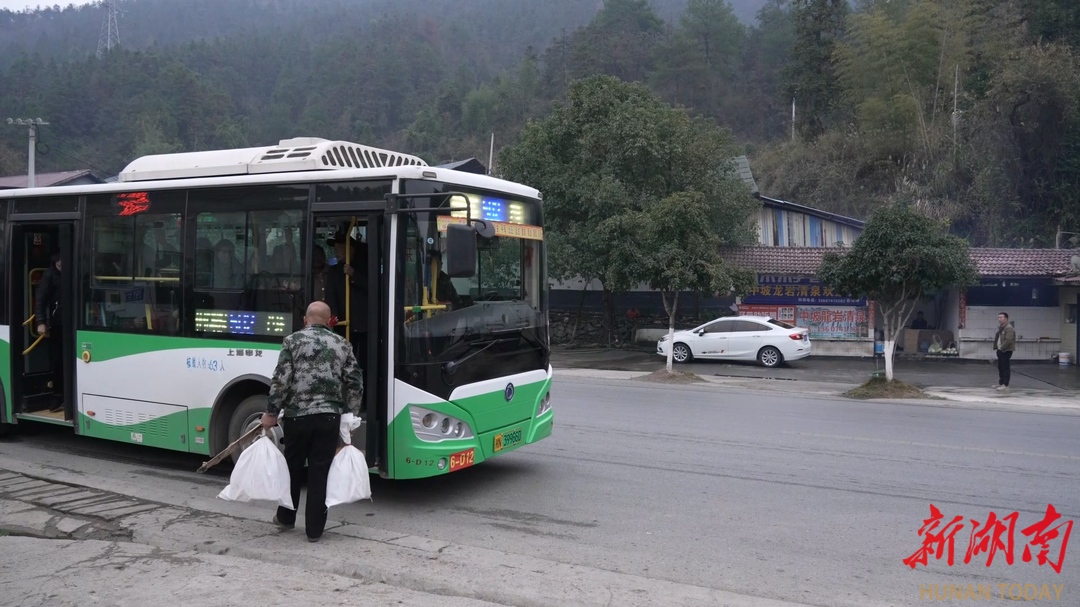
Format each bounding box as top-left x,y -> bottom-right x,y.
397,181 -> 548,393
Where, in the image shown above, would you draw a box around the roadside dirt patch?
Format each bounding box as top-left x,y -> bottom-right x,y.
637,369 -> 706,384
844,377 -> 929,399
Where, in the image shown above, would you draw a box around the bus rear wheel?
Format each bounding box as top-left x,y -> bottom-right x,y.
227,394 -> 284,464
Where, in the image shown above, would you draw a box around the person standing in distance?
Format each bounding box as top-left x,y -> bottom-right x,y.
35,252 -> 65,413
994,312 -> 1016,392
261,301 -> 364,542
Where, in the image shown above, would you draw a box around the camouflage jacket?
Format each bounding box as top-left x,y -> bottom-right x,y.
266,324 -> 364,418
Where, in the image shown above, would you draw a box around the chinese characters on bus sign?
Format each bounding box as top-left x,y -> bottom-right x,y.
117,192 -> 151,216
436,215 -> 543,241
904,504 -> 1073,573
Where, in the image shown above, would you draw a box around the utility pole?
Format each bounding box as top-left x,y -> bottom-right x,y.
488,133 -> 495,176
951,64 -> 959,161
5,117 -> 49,188
791,96 -> 796,142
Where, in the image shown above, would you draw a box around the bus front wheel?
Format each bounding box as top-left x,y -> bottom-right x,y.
227,394 -> 284,464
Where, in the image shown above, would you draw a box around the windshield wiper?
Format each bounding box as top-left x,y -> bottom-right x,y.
443,337 -> 516,376
517,328 -> 546,351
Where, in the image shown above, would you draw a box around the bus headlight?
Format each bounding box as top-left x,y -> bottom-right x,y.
537,391 -> 552,416
410,406 -> 474,443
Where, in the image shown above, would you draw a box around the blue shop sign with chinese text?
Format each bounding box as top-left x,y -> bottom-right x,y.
743,275 -> 867,306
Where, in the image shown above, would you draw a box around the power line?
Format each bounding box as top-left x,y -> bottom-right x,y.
5,117 -> 48,187
35,127 -> 114,178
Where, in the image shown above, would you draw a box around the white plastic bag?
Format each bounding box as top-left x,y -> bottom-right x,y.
339,413 -> 364,445
218,434 -> 294,510
325,445 -> 372,508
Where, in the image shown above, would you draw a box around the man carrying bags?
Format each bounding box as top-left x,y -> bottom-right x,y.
261,301 -> 364,542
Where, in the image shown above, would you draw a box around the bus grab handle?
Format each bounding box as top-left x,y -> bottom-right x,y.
23,333 -> 45,356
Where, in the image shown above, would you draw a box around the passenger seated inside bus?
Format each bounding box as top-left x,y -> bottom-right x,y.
211,239 -> 245,289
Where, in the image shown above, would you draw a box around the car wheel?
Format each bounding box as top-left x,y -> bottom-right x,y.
672,343 -> 692,364
227,394 -> 284,464
758,346 -> 782,368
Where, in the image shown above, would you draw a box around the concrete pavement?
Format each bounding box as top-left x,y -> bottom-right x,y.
0,468 -> 815,607
552,347 -> 1080,410
2,376 -> 1079,607
0,535 -> 506,607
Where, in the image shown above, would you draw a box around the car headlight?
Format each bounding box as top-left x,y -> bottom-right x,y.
410,406 -> 474,442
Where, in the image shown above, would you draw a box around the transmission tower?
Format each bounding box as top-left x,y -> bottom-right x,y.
96,0 -> 121,58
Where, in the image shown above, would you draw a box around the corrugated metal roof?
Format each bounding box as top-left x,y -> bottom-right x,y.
0,169 -> 98,189
757,195 -> 866,229
732,156 -> 758,194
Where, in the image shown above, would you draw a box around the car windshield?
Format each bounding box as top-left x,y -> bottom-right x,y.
768,318 -> 796,330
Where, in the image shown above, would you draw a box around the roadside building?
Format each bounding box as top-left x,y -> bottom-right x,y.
961,249 -> 1075,362
0,169 -> 103,190
720,246 -> 874,357
720,245 -> 1078,362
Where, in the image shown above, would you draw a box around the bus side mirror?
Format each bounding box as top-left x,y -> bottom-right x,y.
445,223 -> 477,278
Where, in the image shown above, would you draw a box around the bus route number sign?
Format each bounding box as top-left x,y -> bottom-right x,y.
449,448 -> 475,472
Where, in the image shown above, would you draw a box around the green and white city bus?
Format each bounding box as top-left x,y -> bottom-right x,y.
0,137 -> 553,479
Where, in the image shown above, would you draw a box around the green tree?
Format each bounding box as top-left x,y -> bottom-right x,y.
731,0 -> 795,141
499,75 -> 758,343
787,0 -> 849,140
653,0 -> 745,119
817,204 -> 978,381
629,192 -> 754,372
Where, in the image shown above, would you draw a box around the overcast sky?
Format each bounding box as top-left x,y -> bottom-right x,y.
0,1 -> 95,11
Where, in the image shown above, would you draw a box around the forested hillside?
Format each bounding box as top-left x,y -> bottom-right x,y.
2,0 -> 1078,247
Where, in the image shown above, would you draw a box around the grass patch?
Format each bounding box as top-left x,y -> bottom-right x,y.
844,377 -> 928,399
637,369 -> 706,384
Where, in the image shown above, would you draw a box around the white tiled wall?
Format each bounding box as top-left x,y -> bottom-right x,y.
1060,288 -> 1078,365
962,307 -> 1059,340
812,340 -> 874,357
959,306 -> 1061,361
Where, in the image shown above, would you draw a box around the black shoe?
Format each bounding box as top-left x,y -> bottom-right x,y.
272,515 -> 294,530
307,535 -> 320,543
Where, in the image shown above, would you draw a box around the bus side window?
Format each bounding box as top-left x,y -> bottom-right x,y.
193,209 -> 305,333
84,213 -> 182,336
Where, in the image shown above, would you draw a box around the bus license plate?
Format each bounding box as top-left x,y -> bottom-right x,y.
449,448 -> 475,472
494,428 -> 523,452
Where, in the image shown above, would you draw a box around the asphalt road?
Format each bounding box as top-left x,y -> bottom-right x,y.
2,377 -> 1079,606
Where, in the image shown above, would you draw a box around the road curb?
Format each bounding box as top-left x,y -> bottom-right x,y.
555,367 -> 1080,411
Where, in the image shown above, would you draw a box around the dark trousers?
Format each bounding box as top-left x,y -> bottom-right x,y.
997,350 -> 1013,387
48,325 -> 64,401
275,413 -> 340,539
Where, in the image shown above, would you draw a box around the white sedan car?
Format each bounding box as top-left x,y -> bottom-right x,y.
656,315 -> 811,368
